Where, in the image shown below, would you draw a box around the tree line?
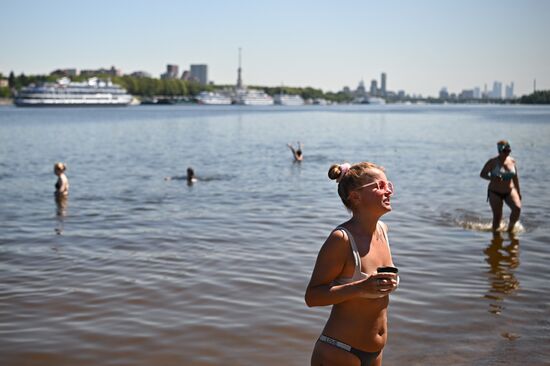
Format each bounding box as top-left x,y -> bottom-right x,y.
0,72 -> 354,103
518,90 -> 550,104
4,71 -> 546,104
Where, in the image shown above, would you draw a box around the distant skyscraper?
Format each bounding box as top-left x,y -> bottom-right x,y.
505,82 -> 514,99
459,89 -> 474,100
161,64 -> 179,79
381,72 -> 386,96
439,87 -> 449,99
474,87 -> 481,99
370,79 -> 378,96
491,81 -> 502,99
190,64 -> 208,85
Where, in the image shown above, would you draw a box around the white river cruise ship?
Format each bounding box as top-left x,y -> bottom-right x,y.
15,77 -> 133,106
196,91 -> 232,105
233,88 -> 274,106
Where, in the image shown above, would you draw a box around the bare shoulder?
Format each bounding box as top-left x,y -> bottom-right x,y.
323,228 -> 349,252
488,156 -> 499,166
315,228 -> 353,265
308,229 -> 351,286
481,157 -> 496,172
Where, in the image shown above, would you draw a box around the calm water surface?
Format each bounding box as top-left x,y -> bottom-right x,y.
1,105 -> 549,365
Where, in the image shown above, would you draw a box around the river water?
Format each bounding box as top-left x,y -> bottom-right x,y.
1,104 -> 549,365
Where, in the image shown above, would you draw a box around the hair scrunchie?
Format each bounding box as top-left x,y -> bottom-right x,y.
336,163 -> 351,183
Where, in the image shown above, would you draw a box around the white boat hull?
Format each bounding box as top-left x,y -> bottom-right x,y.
196,92 -> 232,105
274,94 -> 304,106
234,89 -> 274,105
15,77 -> 133,107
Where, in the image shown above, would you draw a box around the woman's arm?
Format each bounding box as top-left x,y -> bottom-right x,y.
287,143 -> 299,159
480,159 -> 495,180
305,230 -> 386,307
513,163 -> 521,199
305,231 -> 360,307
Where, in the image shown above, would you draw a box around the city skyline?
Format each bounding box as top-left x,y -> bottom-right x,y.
2,0 -> 549,97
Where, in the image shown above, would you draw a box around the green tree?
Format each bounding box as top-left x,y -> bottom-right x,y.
8,71 -> 15,88
0,87 -> 10,98
519,90 -> 550,104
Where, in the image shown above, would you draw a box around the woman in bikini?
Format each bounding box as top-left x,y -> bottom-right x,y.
54,162 -> 69,196
305,162 -> 399,366
480,140 -> 522,232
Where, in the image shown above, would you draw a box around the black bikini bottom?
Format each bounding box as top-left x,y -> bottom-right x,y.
319,334 -> 381,366
487,189 -> 512,202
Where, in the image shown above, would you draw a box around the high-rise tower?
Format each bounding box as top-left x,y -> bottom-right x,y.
370,79 -> 378,96
190,64 -> 208,85
236,48 -> 243,89
381,72 -> 386,96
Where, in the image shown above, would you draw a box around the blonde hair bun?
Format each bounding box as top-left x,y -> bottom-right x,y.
328,164 -> 342,180
54,162 -> 66,172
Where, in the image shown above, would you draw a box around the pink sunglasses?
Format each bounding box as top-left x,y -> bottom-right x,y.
355,180 -> 394,195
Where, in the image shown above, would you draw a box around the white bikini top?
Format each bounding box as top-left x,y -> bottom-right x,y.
491,160 -> 516,181
333,222 -> 396,298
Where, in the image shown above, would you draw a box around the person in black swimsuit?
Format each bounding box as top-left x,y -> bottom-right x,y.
53,162 -> 69,196
480,140 -> 522,232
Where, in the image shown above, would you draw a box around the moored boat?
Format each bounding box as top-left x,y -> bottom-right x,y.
274,93 -> 304,106
15,77 -> 133,107
233,88 -> 274,105
196,91 -> 232,105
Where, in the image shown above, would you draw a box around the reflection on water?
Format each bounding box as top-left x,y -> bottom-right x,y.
54,194 -> 68,235
483,232 -> 520,315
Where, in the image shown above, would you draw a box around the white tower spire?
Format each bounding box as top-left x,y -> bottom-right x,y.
236,48 -> 243,89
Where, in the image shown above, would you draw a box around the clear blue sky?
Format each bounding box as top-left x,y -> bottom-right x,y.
2,0 -> 549,97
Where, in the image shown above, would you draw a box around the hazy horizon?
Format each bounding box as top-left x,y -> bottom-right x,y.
2,0 -> 549,97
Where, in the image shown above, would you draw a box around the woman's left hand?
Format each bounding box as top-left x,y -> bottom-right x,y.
371,273 -> 399,295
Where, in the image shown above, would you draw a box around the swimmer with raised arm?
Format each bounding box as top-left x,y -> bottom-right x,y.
287,141 -> 303,161
305,162 -> 399,366
165,167 -> 198,184
480,140 -> 522,232
53,162 -> 69,196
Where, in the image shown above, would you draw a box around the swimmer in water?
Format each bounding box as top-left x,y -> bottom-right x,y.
165,166 -> 198,184
287,141 -> 303,161
53,162 -> 69,196
186,167 -> 197,184
480,140 -> 522,232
